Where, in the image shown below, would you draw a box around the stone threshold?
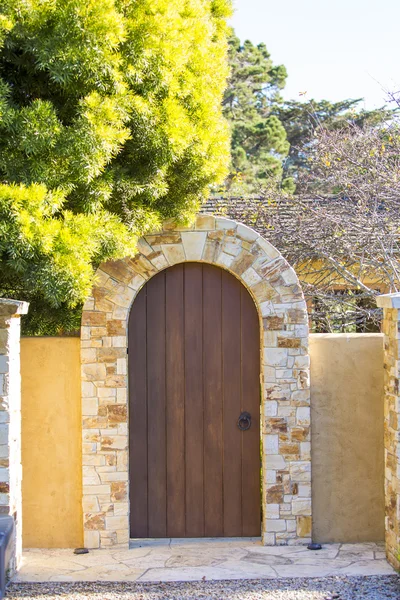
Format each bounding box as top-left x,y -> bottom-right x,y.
129,537 -> 262,548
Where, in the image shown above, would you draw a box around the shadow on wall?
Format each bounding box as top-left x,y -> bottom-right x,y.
310,333 -> 385,544
21,337 -> 83,548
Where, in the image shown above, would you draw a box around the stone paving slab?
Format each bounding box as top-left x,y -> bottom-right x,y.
13,540 -> 395,583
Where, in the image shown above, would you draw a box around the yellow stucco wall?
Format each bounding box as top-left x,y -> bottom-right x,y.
20,334 -> 384,547
310,333 -> 385,543
21,337 -> 83,548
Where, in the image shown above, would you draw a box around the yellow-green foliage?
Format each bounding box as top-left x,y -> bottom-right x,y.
0,0 -> 232,333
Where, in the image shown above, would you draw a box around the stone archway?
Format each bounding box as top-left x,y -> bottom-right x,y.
81,214 -> 311,549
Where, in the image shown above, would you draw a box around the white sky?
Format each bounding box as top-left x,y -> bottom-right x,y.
230,0 -> 400,109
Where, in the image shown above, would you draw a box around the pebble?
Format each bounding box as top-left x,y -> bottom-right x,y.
7,575 -> 400,599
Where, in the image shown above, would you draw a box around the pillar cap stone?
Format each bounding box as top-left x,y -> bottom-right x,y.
376,292 -> 400,309
0,298 -> 29,317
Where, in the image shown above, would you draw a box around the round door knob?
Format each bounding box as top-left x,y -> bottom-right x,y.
237,411 -> 251,431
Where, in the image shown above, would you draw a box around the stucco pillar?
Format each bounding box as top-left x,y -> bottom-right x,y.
0,299 -> 29,575
376,293 -> 400,570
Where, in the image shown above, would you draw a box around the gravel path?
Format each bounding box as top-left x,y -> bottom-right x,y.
7,575 -> 400,599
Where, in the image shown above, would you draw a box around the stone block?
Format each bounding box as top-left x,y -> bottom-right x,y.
252,281 -> 276,303
290,461 -> 311,482
145,233 -> 181,246
83,484 -> 110,496
296,407 -> 311,425
291,427 -> 309,442
292,390 -> 310,405
263,316 -> 285,330
230,250 -> 254,276
84,512 -> 106,530
266,484 -> 284,504
215,252 -> 234,268
82,312 -> 107,327
254,237 -> 281,260
298,483 -> 311,497
215,217 -> 237,231
281,268 -> 298,285
106,405 -> 127,424
280,442 -> 300,457
267,454 -> 287,470
117,358 -> 127,375
264,348 -> 288,367
265,417 -> 287,434
162,244 -> 185,265
266,519 -> 286,532
293,355 -> 310,369
82,398 -> 98,416
100,436 -> 127,451
265,401 -> 278,417
111,481 -> 128,501
262,532 -> 275,545
99,471 -> 128,483
82,496 -> 100,512
300,442 -> 311,460
163,218 -> 194,232
202,240 -> 219,263
195,214 -> 215,230
84,530 -> 100,549
83,455 -> 106,467
104,375 -> 126,388
264,434 -> 279,454
105,515 -> 129,531
150,252 -> 169,270
242,268 -> 262,287
296,515 -> 312,536
278,337 -> 301,349
266,503 -> 280,519
117,529 -> 130,544
181,232 -> 207,260
223,238 -> 242,257
114,502 -> 129,516
260,301 -> 274,317
83,363 -> 107,382
98,387 -> 117,398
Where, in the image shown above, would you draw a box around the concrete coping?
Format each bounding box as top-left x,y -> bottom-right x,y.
376,292 -> 400,309
0,298 -> 29,317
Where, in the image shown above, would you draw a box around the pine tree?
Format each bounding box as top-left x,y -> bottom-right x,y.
222,33 -> 291,192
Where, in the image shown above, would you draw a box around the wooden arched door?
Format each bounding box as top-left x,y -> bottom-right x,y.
128,262 -> 261,538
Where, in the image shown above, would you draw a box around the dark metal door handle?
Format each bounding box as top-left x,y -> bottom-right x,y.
237,411 -> 251,431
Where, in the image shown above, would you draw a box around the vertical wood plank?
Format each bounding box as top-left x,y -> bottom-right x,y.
184,263 -> 204,536
146,272 -> 167,537
128,287 -> 148,537
203,265 -> 223,536
241,287 -> 261,536
165,265 -> 185,536
222,271 -> 243,536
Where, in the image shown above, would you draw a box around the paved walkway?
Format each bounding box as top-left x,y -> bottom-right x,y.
14,539 -> 394,583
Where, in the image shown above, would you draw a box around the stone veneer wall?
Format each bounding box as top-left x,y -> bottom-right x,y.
0,298 -> 29,575
377,293 -> 400,570
81,214 -> 311,548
